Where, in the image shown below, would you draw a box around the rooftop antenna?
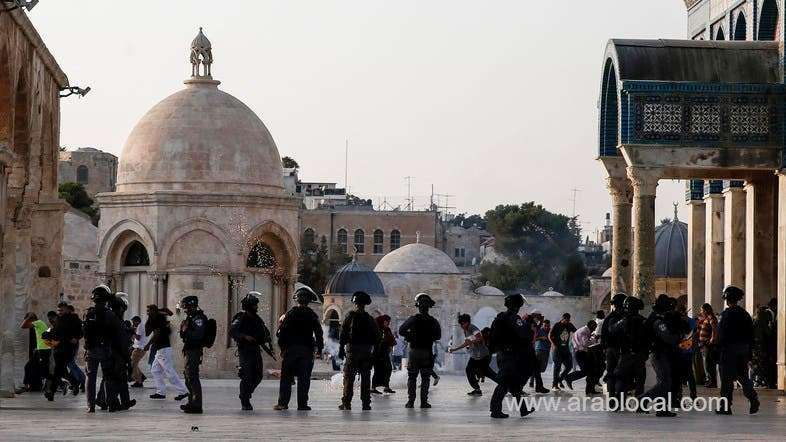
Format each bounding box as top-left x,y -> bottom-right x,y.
344,139 -> 349,193
569,188 -> 581,218
405,176 -> 415,211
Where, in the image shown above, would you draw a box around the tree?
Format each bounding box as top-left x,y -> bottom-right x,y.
450,213 -> 486,230
297,235 -> 350,294
58,182 -> 99,225
282,156 -> 299,169
481,203 -> 588,295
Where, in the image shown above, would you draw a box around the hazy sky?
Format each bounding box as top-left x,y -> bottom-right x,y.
30,0 -> 687,235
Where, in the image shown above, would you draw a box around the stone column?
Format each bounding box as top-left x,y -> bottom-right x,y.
745,177 -> 777,314
704,188 -> 725,313
148,272 -> 168,307
723,184 -> 746,289
776,172 -> 786,390
687,200 -> 706,318
606,176 -> 633,295
627,166 -> 660,305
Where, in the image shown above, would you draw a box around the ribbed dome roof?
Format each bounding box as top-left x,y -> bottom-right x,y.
655,210 -> 687,278
325,257 -> 385,296
374,243 -> 460,274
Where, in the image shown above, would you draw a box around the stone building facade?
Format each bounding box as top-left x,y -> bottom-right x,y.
96,30 -> 299,375
0,8 -> 69,396
61,209 -> 101,312
58,147 -> 117,197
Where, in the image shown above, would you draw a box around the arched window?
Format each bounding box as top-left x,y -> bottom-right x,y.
759,0 -> 779,40
390,230 -> 401,251
303,228 -> 315,245
354,229 -> 365,254
326,309 -> 340,340
337,229 -> 348,255
599,58 -> 618,157
38,266 -> 51,278
124,241 -> 150,267
76,165 -> 89,185
715,26 -> 725,41
247,241 -> 277,269
734,11 -> 747,40
373,229 -> 384,254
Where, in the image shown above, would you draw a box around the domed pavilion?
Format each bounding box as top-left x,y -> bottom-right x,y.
96,29 -> 299,374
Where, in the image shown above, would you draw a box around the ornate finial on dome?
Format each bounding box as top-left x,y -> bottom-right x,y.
190,27 -> 213,78
416,231 -> 421,244
673,202 -> 679,221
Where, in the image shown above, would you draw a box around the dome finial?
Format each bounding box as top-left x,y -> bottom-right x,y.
673,202 -> 679,221
190,27 -> 213,78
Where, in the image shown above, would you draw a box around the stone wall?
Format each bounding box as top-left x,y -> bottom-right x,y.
0,9 -> 69,395
58,147 -> 117,198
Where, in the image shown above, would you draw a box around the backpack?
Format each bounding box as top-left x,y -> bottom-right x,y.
202,317 -> 217,348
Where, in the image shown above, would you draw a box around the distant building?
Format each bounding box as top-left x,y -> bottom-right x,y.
58,147 -> 118,197
443,224 -> 489,268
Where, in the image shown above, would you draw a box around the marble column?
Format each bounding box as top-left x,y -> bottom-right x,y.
687,200 -> 706,318
704,190 -> 725,313
606,176 -> 633,295
776,172 -> 786,390
627,166 -> 660,305
745,177 -> 777,314
723,185 -> 746,289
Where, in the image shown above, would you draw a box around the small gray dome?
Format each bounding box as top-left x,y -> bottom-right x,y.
374,243 -> 460,274
655,212 -> 687,278
325,257 -> 385,296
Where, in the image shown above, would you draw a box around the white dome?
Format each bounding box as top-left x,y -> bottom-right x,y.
117,78 -> 284,194
541,290 -> 565,297
601,267 -> 612,278
474,285 -> 505,297
374,243 -> 460,274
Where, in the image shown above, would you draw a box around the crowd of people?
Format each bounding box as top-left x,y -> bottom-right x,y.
12,282 -> 774,418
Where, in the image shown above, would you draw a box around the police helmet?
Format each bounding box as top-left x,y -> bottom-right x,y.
457,313 -> 471,324
723,285 -> 744,303
241,291 -> 262,310
181,295 -> 199,308
623,296 -> 643,312
111,292 -> 129,312
414,293 -> 435,308
611,293 -> 627,307
293,284 -> 320,304
91,284 -> 113,302
503,293 -> 524,309
351,291 -> 372,306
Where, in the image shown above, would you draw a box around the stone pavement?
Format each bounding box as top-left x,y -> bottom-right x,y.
1,375 -> 785,441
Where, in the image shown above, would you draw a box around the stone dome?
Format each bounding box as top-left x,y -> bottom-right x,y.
655,211 -> 688,278
474,284 -> 505,297
325,257 -> 385,296
117,31 -> 284,194
374,243 -> 460,274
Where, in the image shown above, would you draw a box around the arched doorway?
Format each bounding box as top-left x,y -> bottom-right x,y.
734,12 -> 747,40
120,240 -> 153,319
325,308 -> 340,340
242,241 -> 279,324
759,0 -> 779,40
715,26 -> 725,41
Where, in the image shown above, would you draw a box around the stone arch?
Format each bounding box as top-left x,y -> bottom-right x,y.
8,66 -> 31,223
759,0 -> 779,41
159,218 -> 232,271
99,219 -> 157,272
733,10 -> 747,40
715,25 -> 725,41
598,58 -> 619,157
324,306 -> 341,340
245,220 -> 298,276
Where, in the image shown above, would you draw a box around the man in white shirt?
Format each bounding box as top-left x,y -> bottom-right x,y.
130,316 -> 147,388
565,320 -> 600,395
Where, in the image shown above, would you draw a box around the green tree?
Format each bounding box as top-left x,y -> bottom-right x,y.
297,235 -> 349,294
282,156 -> 299,169
481,203 -> 588,295
58,182 -> 99,225
450,213 -> 486,230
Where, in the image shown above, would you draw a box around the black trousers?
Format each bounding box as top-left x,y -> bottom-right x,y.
565,350 -> 599,392
278,345 -> 314,408
719,344 -> 758,410
466,355 -> 498,390
639,352 -> 672,402
184,348 -> 203,408
701,345 -> 718,386
343,346 -> 373,407
614,352 -> 647,397
490,350 -> 526,414
552,348 -> 572,386
47,344 -> 76,395
605,348 -> 620,397
85,346 -> 114,408
238,348 -> 263,401
372,350 -> 393,389
407,348 -> 434,404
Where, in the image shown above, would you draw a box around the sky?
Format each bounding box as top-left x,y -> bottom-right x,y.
29,0 -> 688,236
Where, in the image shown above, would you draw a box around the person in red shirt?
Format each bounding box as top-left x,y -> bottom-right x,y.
697,303 -> 718,388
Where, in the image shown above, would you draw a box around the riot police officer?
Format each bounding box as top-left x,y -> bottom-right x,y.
338,291 -> 380,411
230,291 -> 272,411
83,285 -> 122,413
610,295 -> 648,408
179,295 -> 207,414
489,294 -> 534,419
275,285 -> 324,411
600,293 -> 627,400
399,293 -> 441,409
716,285 -> 759,415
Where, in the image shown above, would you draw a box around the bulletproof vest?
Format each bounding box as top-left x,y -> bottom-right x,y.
601,310 -> 624,348
618,314 -> 647,354
232,312 -> 270,349
83,306 -> 112,349
182,311 -> 208,347
404,314 -> 439,349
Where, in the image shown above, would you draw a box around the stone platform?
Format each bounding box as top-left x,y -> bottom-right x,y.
0,375 -> 784,440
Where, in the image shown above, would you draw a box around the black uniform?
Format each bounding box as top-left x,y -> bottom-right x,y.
276,305 -> 324,409
339,310 -> 380,408
399,313 -> 441,406
180,309 -> 208,409
46,313 -> 83,397
611,312 -> 648,399
230,311 -> 271,404
718,305 -> 758,411
489,311 -> 535,416
83,305 -> 122,410
600,309 -> 624,398
639,311 -> 682,404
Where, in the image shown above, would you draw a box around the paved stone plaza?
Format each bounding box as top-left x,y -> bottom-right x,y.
0,375 -> 784,440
